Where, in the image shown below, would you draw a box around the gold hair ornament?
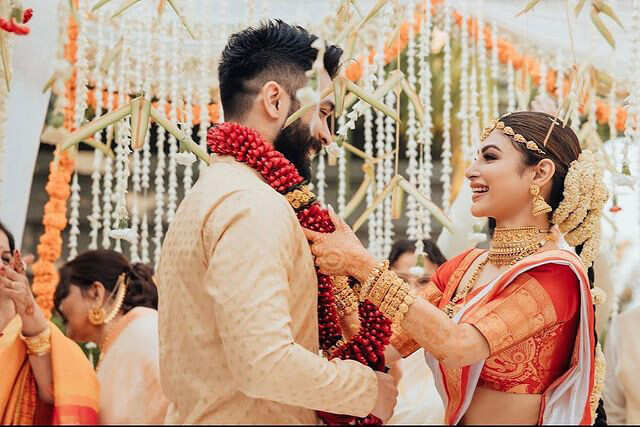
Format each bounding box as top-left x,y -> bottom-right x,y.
481,120 -> 547,155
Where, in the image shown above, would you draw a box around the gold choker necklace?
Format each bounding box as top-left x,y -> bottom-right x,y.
489,226 -> 551,266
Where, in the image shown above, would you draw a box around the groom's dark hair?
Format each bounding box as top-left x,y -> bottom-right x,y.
218,19 -> 343,120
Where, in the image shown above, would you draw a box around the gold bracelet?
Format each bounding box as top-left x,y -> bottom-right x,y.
334,287 -> 358,317
359,260 -> 389,303
333,276 -> 358,317
21,326 -> 52,357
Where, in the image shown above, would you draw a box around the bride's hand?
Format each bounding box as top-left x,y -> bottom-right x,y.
302,205 -> 377,281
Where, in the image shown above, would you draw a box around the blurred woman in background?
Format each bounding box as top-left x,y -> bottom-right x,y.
55,249 -> 169,424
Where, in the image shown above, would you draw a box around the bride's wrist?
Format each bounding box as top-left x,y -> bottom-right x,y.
350,252 -> 379,284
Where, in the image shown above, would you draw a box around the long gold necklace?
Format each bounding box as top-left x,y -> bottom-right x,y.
444,226 -> 551,318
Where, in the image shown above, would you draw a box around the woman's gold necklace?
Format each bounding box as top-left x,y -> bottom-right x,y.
444,226 -> 551,318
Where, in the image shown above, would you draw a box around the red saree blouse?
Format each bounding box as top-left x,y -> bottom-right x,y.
392,248 -> 581,394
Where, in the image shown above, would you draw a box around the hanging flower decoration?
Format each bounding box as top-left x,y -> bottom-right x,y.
0,4 -> 33,35
32,151 -> 75,318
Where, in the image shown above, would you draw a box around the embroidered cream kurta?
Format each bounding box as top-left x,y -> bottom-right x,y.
157,156 -> 378,424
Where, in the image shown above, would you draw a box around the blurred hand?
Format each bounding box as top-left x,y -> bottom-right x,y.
302,205 -> 373,279
370,371 -> 398,423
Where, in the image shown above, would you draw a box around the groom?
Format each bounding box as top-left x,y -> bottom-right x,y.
157,20 -> 397,424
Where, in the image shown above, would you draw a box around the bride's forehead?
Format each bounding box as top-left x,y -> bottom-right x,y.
477,130 -> 513,150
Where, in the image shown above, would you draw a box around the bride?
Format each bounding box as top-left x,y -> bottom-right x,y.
304,111 -> 608,425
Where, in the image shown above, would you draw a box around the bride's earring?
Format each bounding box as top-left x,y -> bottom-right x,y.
530,184 -> 552,216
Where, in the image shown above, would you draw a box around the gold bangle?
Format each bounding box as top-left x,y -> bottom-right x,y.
366,270 -> 416,324
379,278 -> 402,314
359,260 -> 389,302
368,270 -> 395,306
21,326 -> 52,357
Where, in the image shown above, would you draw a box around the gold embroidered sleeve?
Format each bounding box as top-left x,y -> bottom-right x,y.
462,273 -> 558,356
390,281 -> 444,357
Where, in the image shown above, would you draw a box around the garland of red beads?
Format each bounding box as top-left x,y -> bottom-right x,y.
208,123 -> 392,425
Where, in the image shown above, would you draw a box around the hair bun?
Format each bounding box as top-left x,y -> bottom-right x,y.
552,150 -> 608,267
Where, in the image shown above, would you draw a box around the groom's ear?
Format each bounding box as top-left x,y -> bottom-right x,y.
261,81 -> 290,123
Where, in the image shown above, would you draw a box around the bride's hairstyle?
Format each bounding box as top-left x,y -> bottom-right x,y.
54,249 -> 158,315
486,111 -> 608,425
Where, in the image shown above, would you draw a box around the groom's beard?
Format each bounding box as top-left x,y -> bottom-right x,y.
273,121 -> 323,182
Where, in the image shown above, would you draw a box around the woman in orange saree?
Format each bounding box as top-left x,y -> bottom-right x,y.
0,222 -> 99,425
304,112 -> 608,425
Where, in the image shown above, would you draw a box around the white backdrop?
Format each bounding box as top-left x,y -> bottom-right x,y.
0,0 -> 59,247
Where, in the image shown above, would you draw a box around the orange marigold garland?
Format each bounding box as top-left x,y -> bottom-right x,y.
32,151 -> 75,317
33,2 -> 78,318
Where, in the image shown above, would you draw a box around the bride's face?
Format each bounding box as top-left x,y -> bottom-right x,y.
465,131 -> 534,220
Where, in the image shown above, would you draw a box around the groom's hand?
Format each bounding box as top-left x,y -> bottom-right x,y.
371,371 -> 398,423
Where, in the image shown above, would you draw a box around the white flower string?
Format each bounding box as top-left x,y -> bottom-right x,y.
129,18 -> 146,263
568,72 -> 581,135
469,22 -> 480,159
166,20 -> 180,224
362,60 -> 377,253
405,0 -> 419,239
554,50 -> 564,107
418,0 -> 433,238
609,82 -> 617,141
198,17 -> 211,174
101,16 -> 120,250
373,22 -> 387,259
153,26 -> 169,267
477,1 -> 489,126
458,7 -> 472,161
441,0 -> 453,213
112,18 -> 135,253
67,1 -> 90,259
182,78 -> 195,192
140,8 -> 154,264
88,12 -> 107,251
383,90 -> 395,257
0,39 -> 9,211
316,150 -> 326,205
490,21 -> 499,119
507,56 -> 516,113
628,0 -> 640,246
68,173 -> 81,260
335,112 -> 348,215
538,58 -> 548,99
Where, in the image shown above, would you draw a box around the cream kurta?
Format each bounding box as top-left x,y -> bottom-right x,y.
604,306 -> 640,425
157,156 -> 378,424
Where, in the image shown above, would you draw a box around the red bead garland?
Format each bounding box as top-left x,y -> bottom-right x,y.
208,123 -> 392,425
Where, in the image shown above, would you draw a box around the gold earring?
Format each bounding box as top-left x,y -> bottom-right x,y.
88,305 -> 106,326
530,184 -> 552,216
